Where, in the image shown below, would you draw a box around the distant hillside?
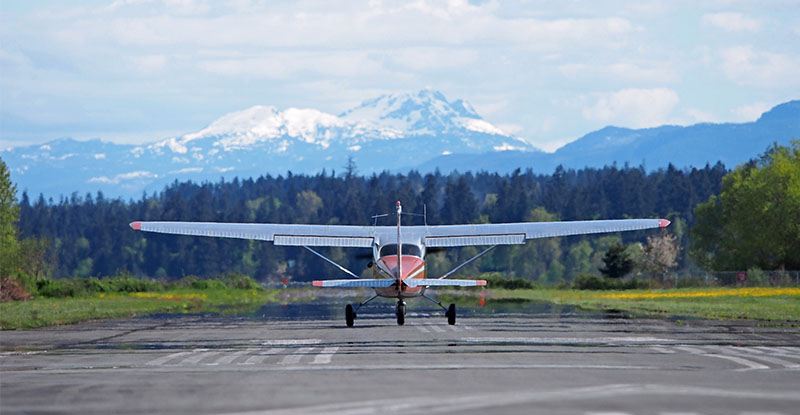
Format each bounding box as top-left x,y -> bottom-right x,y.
417,100 -> 800,174
2,94 -> 798,198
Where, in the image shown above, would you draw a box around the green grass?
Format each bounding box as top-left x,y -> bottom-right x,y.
489,287 -> 800,322
1,288 -> 278,329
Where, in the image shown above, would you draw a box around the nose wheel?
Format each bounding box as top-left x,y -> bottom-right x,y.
396,301 -> 406,325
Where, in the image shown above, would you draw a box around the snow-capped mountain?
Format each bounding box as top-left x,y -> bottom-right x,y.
6,91 -> 796,200
2,89 -> 538,198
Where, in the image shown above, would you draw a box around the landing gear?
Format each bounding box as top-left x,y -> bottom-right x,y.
345,304 -> 355,327
396,300 -> 406,326
446,303 -> 456,325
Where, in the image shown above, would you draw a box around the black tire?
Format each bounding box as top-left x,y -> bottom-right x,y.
447,303 -> 456,325
396,302 -> 406,325
345,304 -> 355,327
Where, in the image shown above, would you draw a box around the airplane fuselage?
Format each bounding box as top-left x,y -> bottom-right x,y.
372,253 -> 426,299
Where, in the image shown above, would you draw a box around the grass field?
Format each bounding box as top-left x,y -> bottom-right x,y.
3,286 -> 799,330
0,289 -> 277,329
490,287 -> 800,322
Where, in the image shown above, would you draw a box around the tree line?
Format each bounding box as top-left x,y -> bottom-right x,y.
9,161 -> 729,284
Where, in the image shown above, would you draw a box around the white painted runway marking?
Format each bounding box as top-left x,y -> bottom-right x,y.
146,351 -> 192,366
218,384 -> 800,415
462,336 -> 674,345
650,346 -> 676,354
756,346 -> 800,357
711,346 -> 800,369
415,326 -> 430,333
280,347 -> 315,365
180,351 -> 221,365
311,347 -> 339,365
207,349 -> 255,366
260,339 -> 320,346
705,353 -> 770,371
425,323 -> 445,333
242,348 -> 283,365
674,346 -> 706,354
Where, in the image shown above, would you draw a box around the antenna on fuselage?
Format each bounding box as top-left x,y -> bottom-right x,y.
371,213 -> 388,226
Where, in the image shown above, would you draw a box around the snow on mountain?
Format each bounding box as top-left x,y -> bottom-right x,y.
340,89 -> 509,138
3,89 -> 536,198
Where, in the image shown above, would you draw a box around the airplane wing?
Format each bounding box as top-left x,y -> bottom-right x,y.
311,279 -> 395,288
130,218 -> 669,248
129,221 -> 375,248
310,279 -> 486,288
421,218 -> 669,247
403,279 -> 487,287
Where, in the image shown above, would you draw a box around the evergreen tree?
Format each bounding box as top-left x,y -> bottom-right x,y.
599,242 -> 634,279
0,157 -> 20,276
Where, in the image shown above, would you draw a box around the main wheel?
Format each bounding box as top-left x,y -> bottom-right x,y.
396,301 -> 406,326
446,303 -> 456,325
345,304 -> 355,327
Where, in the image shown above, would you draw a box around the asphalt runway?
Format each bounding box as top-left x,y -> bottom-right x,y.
2,301 -> 800,415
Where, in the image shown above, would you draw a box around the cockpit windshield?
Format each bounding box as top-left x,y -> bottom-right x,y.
379,244 -> 422,258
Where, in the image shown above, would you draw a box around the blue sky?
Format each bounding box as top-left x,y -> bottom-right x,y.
1,0 -> 798,152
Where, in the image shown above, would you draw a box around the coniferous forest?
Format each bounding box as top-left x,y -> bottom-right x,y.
16,163 -> 727,284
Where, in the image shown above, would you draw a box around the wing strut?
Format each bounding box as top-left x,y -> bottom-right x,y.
302,246 -> 361,279
437,245 -> 497,279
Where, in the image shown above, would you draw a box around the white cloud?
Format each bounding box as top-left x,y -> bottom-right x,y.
537,137 -> 573,153
582,88 -> 680,128
88,170 -> 156,184
558,61 -> 678,83
383,47 -> 479,71
169,167 -> 203,174
719,45 -> 800,87
681,108 -> 718,124
731,101 -> 771,121
702,12 -> 762,32
130,54 -> 167,73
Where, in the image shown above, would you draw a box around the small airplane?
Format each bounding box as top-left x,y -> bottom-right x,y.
130,201 -> 669,327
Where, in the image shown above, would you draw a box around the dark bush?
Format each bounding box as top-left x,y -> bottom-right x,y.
572,273 -> 645,290
106,275 -> 162,293
484,275 -> 535,289
36,278 -> 76,298
190,279 -> 227,290
572,274 -> 613,290
221,273 -> 261,290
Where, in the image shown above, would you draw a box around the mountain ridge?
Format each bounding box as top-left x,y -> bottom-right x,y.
2,92 -> 798,199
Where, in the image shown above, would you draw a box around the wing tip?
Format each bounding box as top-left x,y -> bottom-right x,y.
130,221 -> 142,231
312,281 -> 323,287
658,219 -> 671,228
477,280 -> 487,286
